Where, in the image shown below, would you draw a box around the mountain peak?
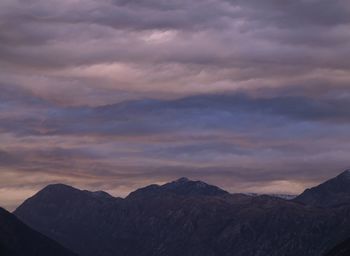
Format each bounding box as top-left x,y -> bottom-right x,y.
295,170 -> 350,207
128,178 -> 229,198
174,177 -> 191,183
161,177 -> 229,196
91,190 -> 113,199
42,183 -> 78,192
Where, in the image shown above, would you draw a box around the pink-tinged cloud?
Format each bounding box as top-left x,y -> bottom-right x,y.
0,0 -> 350,210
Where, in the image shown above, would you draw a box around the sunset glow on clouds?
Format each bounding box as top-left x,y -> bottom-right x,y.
1,0 -> 350,210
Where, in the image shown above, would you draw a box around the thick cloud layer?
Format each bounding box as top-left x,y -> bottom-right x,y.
0,0 -> 350,210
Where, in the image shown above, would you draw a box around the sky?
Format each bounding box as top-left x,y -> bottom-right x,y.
1,0 -> 350,210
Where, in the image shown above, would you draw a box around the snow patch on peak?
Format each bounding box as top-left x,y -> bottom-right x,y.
268,194 -> 297,200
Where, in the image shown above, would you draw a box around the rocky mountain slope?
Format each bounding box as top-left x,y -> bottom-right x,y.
294,170 -> 350,207
14,172 -> 350,256
325,237 -> 350,256
0,207 -> 77,256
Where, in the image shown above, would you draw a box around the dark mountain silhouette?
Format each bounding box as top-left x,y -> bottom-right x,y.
128,177 -> 229,198
295,170 -> 350,207
325,237 -> 350,256
14,172 -> 350,256
0,207 -> 77,256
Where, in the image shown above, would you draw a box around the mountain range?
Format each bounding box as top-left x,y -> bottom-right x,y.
8,170 -> 350,256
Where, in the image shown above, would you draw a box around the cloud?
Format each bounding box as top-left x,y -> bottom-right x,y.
1,0 -> 350,104
1,0 -> 350,210
3,92 -> 349,138
1,91 -> 350,183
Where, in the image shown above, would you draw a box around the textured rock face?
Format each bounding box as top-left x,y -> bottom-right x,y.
294,170 -> 350,207
0,207 -> 77,256
325,238 -> 350,256
14,174 -> 350,256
